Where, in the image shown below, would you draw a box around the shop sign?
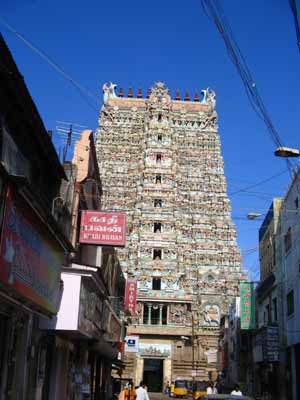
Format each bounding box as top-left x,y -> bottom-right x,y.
124,280 -> 137,314
0,187 -> 64,314
240,281 -> 255,329
79,211 -> 126,247
125,336 -> 139,353
264,326 -> 279,362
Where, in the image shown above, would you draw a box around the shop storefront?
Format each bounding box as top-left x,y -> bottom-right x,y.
40,267 -> 121,400
0,184 -> 65,400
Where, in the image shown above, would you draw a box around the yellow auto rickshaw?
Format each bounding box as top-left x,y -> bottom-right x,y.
174,379 -> 188,398
193,381 -> 209,399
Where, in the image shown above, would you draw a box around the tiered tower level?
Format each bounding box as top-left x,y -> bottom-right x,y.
96,82 -> 242,381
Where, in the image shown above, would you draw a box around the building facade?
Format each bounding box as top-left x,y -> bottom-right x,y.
278,171 -> 300,400
40,130 -> 126,400
0,34 -> 72,400
96,82 -> 242,390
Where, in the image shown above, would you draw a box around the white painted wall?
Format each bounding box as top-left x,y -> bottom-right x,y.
280,174 -> 300,346
56,273 -> 81,330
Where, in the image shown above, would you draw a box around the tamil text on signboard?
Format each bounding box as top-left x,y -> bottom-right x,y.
0,186 -> 64,314
124,280 -> 137,315
240,281 -> 255,330
80,211 -> 126,247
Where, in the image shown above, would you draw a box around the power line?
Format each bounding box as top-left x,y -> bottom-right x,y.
0,15 -> 99,112
200,0 -> 295,175
229,169 -> 288,196
289,0 -> 300,52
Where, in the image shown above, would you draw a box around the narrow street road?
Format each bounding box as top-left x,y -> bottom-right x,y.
148,394 -> 193,400
148,393 -> 172,400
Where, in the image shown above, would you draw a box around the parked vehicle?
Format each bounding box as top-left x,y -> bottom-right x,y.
193,381 -> 209,399
201,395 -> 255,400
174,379 -> 188,398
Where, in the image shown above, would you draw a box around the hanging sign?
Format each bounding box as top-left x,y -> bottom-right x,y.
80,211 -> 126,246
124,280 -> 137,315
0,186 -> 64,314
240,281 -> 255,330
125,336 -> 139,353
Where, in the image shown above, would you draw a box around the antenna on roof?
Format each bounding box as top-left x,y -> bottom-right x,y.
56,120 -> 87,163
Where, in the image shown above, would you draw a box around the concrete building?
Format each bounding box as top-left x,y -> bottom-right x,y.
39,130 -> 126,400
278,170 -> 300,400
218,297 -> 252,395
96,82 -> 243,390
0,34 -> 72,400
252,199 -> 283,400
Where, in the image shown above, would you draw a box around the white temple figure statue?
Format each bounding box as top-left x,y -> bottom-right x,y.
201,87 -> 216,110
103,82 -> 117,104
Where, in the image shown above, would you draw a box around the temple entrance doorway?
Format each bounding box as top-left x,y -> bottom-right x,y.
143,358 -> 163,392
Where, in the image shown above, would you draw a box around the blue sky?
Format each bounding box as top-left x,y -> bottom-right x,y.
2,0 -> 300,279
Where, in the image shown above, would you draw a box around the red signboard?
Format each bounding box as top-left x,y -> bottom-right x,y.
80,211 -> 126,247
0,186 -> 64,314
124,280 -> 137,315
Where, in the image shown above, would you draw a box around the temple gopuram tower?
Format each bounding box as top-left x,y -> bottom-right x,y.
96,82 -> 242,390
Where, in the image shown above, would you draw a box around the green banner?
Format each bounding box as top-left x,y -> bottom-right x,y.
240,282 -> 255,329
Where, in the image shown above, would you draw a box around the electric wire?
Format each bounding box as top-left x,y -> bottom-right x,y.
229,169 -> 288,196
0,15 -> 99,112
289,0 -> 300,52
200,0 -> 295,175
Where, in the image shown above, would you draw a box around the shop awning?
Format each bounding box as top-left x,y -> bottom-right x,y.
90,337 -> 118,360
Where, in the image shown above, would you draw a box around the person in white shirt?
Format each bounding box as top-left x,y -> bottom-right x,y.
231,384 -> 243,396
136,382 -> 149,400
206,382 -> 213,394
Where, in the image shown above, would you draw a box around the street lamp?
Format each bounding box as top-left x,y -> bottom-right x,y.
274,146 -> 300,158
247,213 -> 264,220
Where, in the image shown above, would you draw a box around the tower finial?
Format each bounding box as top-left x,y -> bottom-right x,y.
184,91 -> 190,101
137,88 -> 143,98
128,87 -> 133,98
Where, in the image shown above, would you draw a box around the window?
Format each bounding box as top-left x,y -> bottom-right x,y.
158,114 -> 162,122
295,198 -> 299,208
156,153 -> 162,163
272,298 -> 278,322
157,134 -> 162,142
155,175 -> 161,184
152,278 -> 161,290
154,199 -> 162,207
154,222 -> 162,233
284,228 -> 292,253
1,126 -> 31,182
153,249 -> 162,260
287,290 -> 294,316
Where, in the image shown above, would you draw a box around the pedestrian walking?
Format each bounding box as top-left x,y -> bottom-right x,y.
124,381 -> 136,400
136,381 -> 149,400
231,384 -> 243,396
206,382 -> 214,394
